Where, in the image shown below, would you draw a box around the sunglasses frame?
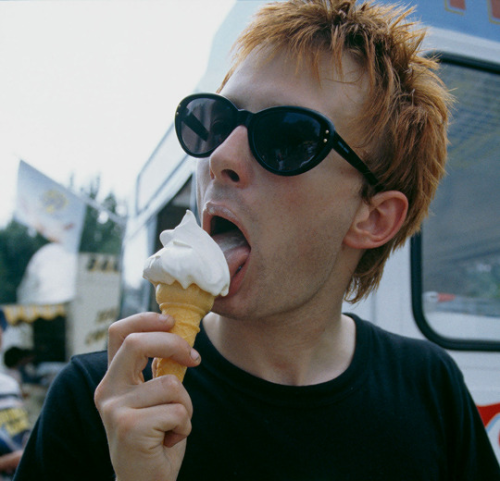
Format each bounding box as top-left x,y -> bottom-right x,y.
175,93 -> 382,191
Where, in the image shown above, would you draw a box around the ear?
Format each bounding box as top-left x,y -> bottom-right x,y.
343,191 -> 409,249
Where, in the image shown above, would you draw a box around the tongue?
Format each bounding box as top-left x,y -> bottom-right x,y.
212,230 -> 250,280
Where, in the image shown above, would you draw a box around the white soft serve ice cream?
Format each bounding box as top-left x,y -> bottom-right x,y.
143,210 -> 230,297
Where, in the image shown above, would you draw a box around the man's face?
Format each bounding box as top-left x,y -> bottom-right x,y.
197,49 -> 369,321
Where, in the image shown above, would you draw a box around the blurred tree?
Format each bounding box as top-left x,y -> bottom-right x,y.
0,222 -> 49,303
78,176 -> 125,255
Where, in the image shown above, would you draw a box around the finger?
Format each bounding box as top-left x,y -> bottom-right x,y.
164,432 -> 187,449
105,402 -> 192,454
107,313 -> 174,365
106,331 -> 200,387
111,374 -> 194,418
153,403 -> 193,447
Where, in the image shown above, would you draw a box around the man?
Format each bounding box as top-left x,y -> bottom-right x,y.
0,310 -> 30,481
14,1 -> 500,480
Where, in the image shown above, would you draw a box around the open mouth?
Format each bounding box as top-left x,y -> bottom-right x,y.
210,216 -> 251,281
210,216 -> 240,238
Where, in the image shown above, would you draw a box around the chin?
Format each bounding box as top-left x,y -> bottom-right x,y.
211,295 -> 257,322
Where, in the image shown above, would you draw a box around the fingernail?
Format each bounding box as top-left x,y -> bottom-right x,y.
190,349 -> 201,362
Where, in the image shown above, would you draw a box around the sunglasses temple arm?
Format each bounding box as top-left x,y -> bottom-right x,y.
182,113 -> 210,142
333,134 -> 382,190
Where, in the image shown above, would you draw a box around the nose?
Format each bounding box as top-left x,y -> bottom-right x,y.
208,126 -> 254,186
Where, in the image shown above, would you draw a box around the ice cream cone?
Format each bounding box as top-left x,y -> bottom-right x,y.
152,280 -> 215,381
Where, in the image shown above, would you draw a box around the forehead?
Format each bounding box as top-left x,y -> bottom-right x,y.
220,48 -> 369,129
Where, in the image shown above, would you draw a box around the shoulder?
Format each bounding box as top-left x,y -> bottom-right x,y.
352,314 -> 463,382
46,351 -> 109,400
351,315 -> 475,422
69,351 -> 109,381
64,350 -> 109,383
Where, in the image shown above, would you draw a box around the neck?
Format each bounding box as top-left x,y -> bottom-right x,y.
203,309 -> 356,386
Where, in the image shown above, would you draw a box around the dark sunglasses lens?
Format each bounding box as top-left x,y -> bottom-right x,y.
252,111 -> 323,173
178,97 -> 234,156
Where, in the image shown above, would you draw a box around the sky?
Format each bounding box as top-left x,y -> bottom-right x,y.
0,0 -> 234,227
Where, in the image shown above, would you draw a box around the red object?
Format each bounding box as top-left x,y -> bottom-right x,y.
490,0 -> 500,20
449,0 -> 466,10
477,402 -> 500,427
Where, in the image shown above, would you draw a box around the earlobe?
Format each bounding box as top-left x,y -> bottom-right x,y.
343,191 -> 409,249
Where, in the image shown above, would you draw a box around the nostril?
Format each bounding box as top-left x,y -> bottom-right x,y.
224,169 -> 240,182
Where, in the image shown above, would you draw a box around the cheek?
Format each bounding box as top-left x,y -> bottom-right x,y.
268,175 -> 360,264
249,219 -> 343,315
260,193 -> 343,276
195,161 -> 210,202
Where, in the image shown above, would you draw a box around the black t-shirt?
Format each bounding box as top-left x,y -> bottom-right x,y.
14,315 -> 500,480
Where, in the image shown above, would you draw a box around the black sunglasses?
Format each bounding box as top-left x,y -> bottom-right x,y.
175,93 -> 381,190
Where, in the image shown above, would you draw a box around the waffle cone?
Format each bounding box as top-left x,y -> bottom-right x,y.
152,281 -> 214,381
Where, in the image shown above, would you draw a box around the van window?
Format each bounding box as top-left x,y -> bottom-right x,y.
413,58 -> 500,350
